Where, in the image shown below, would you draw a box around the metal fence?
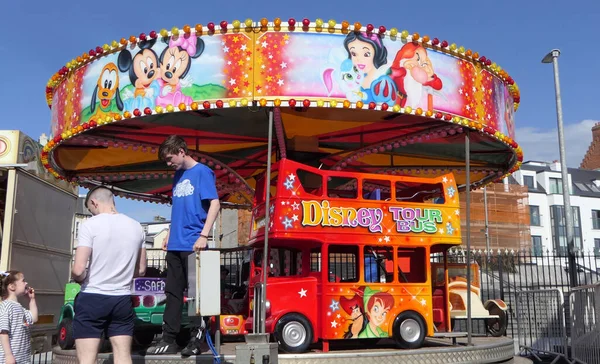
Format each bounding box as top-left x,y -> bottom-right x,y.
441,248 -> 600,338
146,247 -> 249,289
570,283 -> 600,364
145,247 -> 600,337
32,351 -> 53,363
515,289 -> 569,362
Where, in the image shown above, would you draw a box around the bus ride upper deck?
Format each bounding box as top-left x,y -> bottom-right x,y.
249,158 -> 462,247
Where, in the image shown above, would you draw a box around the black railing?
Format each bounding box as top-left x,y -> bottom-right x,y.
441,248 -> 600,337
145,248 -> 600,338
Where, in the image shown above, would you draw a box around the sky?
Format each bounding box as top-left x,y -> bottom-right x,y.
1,0 -> 598,222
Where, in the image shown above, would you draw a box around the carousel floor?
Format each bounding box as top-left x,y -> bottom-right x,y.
51,336 -> 524,364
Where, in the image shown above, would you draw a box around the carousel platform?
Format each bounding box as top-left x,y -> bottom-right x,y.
51,336 -> 522,364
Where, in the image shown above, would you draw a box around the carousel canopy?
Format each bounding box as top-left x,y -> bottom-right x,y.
42,18 -> 522,206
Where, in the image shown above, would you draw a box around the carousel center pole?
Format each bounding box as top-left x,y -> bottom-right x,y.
465,129 -> 472,346
238,109 -> 277,364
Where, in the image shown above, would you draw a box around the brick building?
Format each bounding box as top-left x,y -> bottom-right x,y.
580,122 -> 600,170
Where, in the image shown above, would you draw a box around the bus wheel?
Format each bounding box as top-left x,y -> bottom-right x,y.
393,311 -> 426,349
274,313 -> 313,353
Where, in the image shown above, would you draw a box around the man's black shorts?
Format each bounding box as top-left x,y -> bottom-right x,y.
73,292 -> 135,339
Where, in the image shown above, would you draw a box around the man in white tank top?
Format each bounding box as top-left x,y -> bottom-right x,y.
71,186 -> 147,364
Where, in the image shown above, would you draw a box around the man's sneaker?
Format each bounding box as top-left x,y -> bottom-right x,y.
146,340 -> 178,355
181,339 -> 203,357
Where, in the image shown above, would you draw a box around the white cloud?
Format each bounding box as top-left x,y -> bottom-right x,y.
515,119 -> 598,168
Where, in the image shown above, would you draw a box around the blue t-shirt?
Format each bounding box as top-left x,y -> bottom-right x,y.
168,163 -> 219,251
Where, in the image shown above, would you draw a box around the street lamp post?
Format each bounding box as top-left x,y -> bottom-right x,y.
542,49 -> 578,288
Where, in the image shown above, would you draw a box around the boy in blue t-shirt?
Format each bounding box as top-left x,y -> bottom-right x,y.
147,135 -> 220,356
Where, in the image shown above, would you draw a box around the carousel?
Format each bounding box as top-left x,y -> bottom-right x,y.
44,17 -> 522,364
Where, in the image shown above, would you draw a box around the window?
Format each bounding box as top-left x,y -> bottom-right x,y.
588,184 -> 600,193
595,239 -> 600,257
575,182 -> 590,192
254,248 -> 303,277
524,175 -> 535,189
550,205 -> 583,255
396,181 -> 445,203
310,248 -> 321,272
396,248 -> 426,283
532,236 -> 543,256
328,245 -> 358,283
327,176 -> 357,199
592,210 -> 600,230
549,178 -> 563,194
271,248 -> 302,277
530,206 -> 541,226
362,179 -> 391,201
297,169 -> 323,196
364,246 -> 393,283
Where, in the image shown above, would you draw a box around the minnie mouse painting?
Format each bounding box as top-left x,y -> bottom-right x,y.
155,35 -> 205,108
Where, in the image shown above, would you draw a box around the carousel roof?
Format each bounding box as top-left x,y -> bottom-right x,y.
42,18 -> 523,206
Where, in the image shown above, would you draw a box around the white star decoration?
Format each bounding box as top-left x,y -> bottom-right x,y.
442,176 -> 448,183
447,186 -> 456,198
292,214 -> 299,222
284,179 -> 294,190
331,320 -> 338,328
298,288 -> 307,298
446,223 -> 455,235
384,236 -> 390,242
329,299 -> 339,311
291,202 -> 300,210
282,216 -> 293,229
455,209 -> 460,216
288,173 -> 296,181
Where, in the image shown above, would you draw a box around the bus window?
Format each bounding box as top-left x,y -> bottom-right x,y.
310,248 -> 321,272
254,248 -> 303,277
328,245 -> 358,283
363,246 -> 394,283
362,179 -> 391,201
395,181 -> 445,203
297,169 -> 323,196
327,176 -> 358,199
269,248 -> 303,277
397,248 -> 427,283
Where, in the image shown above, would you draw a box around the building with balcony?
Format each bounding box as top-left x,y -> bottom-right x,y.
512,161 -> 600,255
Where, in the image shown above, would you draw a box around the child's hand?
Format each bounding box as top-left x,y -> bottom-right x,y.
27,287 -> 35,300
5,353 -> 16,364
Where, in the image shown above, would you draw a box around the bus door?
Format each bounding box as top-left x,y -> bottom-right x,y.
430,248 -> 450,332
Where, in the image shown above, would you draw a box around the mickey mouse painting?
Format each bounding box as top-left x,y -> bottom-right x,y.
155,35 -> 205,108
117,39 -> 161,110
90,63 -> 124,120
